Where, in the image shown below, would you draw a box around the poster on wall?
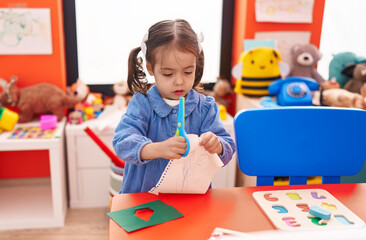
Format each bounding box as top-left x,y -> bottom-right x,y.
0,8 -> 53,55
255,0 -> 314,23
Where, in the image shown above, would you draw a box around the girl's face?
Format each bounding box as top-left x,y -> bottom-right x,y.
147,47 -> 196,100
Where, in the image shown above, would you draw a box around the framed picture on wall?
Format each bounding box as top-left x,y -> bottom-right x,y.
255,0 -> 314,23
0,8 -> 53,55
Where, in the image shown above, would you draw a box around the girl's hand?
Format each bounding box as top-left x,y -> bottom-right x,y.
199,131 -> 223,155
160,136 -> 188,159
140,136 -> 187,160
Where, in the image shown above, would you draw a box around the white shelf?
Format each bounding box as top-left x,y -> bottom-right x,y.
0,178 -> 61,230
0,119 -> 67,230
66,121 -> 114,208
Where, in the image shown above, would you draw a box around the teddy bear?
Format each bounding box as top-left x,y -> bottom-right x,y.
288,43 -> 326,86
0,76 -> 86,122
342,62 -> 366,94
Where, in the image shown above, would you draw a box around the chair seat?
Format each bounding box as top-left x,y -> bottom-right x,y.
234,107 -> 366,186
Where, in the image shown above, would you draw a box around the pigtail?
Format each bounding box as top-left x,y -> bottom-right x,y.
127,47 -> 148,94
193,50 -> 205,90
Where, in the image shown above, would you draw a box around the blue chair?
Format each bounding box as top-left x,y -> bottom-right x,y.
234,107 -> 366,186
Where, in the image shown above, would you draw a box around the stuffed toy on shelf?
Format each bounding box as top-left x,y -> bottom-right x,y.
203,77 -> 233,107
288,43 -> 325,86
232,47 -> 289,97
0,76 -> 87,123
342,62 -> 366,94
112,81 -> 131,109
328,52 -> 366,88
320,78 -> 365,109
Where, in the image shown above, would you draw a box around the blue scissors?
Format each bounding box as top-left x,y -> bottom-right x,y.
175,97 -> 190,157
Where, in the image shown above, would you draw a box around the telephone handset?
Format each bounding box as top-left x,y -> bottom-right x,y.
268,76 -> 319,106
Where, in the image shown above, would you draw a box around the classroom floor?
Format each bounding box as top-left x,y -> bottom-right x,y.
0,207 -> 109,240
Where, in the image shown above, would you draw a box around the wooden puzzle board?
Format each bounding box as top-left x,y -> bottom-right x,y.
8,126 -> 57,139
253,189 -> 365,231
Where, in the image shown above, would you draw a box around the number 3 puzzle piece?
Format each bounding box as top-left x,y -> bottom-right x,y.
282,217 -> 301,227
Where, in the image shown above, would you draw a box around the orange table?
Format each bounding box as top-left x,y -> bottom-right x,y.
109,183 -> 366,240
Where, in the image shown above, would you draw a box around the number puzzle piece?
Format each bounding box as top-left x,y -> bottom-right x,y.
335,215 -> 354,225
308,216 -> 327,226
272,205 -> 288,213
311,192 -> 326,199
282,217 -> 300,227
286,193 -> 301,200
321,203 -> 337,211
309,205 -> 331,220
296,203 -> 309,212
264,193 -> 278,202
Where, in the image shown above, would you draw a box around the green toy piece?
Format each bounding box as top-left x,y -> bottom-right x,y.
107,200 -> 183,232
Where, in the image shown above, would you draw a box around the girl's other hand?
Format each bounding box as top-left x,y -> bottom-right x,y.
199,131 -> 223,155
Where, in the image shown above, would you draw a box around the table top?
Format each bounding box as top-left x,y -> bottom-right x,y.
109,183 -> 366,240
0,118 -> 66,150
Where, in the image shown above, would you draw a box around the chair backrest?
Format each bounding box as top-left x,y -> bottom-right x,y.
234,107 -> 366,186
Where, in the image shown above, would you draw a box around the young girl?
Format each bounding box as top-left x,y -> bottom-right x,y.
113,19 -> 236,193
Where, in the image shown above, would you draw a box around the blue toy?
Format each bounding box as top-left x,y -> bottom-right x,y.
309,206 -> 331,220
175,97 -> 190,157
268,76 -> 319,106
259,96 -> 279,108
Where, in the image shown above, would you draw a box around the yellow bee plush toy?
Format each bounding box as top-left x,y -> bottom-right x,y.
232,47 -> 289,96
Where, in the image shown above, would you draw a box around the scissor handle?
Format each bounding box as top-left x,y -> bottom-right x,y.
176,97 -> 190,157
178,122 -> 190,157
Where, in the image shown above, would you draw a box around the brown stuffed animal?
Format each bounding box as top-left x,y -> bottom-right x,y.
321,79 -> 364,108
361,83 -> 366,109
0,76 -> 86,122
342,62 -> 366,94
112,81 -> 131,109
204,77 -> 233,107
289,44 -> 326,85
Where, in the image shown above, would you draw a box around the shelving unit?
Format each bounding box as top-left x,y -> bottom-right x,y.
66,121 -> 113,208
0,119 -> 67,230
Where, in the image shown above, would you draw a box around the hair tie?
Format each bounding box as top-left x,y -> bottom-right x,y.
140,32 -> 149,57
197,32 -> 204,53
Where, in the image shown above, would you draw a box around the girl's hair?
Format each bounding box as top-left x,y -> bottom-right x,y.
127,19 -> 205,94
